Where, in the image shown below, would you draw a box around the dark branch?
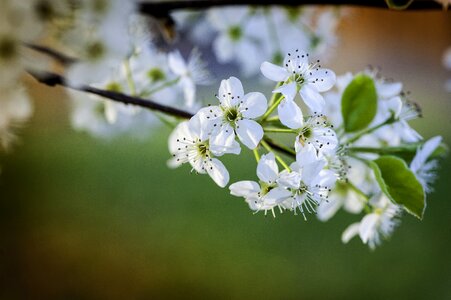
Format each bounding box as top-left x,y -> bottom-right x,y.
139,0 -> 443,16
25,43 -> 76,65
28,70 -> 194,119
263,137 -> 296,158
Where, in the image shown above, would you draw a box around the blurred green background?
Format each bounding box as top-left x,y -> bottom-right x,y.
1,8 -> 451,300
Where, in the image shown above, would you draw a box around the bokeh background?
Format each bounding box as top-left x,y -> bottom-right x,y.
1,7 -> 451,300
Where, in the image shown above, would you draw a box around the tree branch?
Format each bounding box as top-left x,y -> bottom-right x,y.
27,70 -> 194,119
25,43 -> 76,65
138,0 -> 443,17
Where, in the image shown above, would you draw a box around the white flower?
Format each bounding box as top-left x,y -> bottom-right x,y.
229,152 -> 292,216
198,76 -> 267,150
168,49 -> 211,108
277,144 -> 337,219
294,114 -> 338,157
260,49 -> 336,128
208,7 -> 263,76
410,136 -> 442,193
0,85 -> 33,149
168,114 -> 239,188
342,194 -> 401,250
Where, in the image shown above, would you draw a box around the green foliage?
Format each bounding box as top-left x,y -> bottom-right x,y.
385,0 -> 414,10
341,74 -> 378,132
369,156 -> 426,219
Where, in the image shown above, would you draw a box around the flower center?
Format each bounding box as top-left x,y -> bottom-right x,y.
259,181 -> 275,196
197,142 -> 209,158
147,68 -> 166,82
225,107 -> 240,123
228,26 -> 242,41
298,127 -> 312,145
105,82 -> 122,92
0,36 -> 17,60
294,73 -> 305,84
86,41 -> 106,61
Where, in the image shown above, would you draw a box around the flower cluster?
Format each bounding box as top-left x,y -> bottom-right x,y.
173,7 -> 344,77
168,49 -> 445,249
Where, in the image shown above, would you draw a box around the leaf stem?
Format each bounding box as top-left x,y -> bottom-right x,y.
253,148 -> 260,162
345,116 -> 395,144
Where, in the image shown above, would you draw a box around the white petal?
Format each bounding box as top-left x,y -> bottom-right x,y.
376,81 -> 403,99
274,82 -> 297,101
264,187 -> 292,205
317,196 -> 342,221
277,170 -> 301,189
278,99 -> 303,129
257,152 -> 279,183
206,158 -> 230,188
236,119 -> 263,149
213,34 -> 234,63
341,223 -> 361,244
210,124 -> 241,155
229,181 -> 260,197
181,77 -> 196,108
168,50 -> 187,75
307,68 -> 336,92
385,96 -> 402,118
260,61 -> 290,82
410,136 -> 442,173
240,92 -> 267,119
359,214 -> 379,244
300,84 -> 325,114
104,102 -> 117,124
218,76 -> 244,107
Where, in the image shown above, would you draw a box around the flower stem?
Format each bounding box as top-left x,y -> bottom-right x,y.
263,137 -> 296,157
253,148 -> 260,162
263,127 -> 298,134
140,76 -> 181,97
261,92 -> 284,121
261,139 -> 291,172
124,59 -> 137,96
345,116 -> 396,144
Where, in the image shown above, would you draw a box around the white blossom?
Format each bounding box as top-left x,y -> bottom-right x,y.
410,136 -> 442,193
261,49 -> 336,128
342,194 -> 401,250
229,152 -> 292,216
168,114 -> 239,187
198,77 -> 267,150
168,49 -> 211,108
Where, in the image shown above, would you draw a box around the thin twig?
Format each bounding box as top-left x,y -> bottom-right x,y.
25,43 -> 76,65
27,70 -> 194,119
138,0 -> 443,16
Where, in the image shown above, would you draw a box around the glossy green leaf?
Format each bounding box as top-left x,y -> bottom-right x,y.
369,156 -> 426,219
341,74 -> 378,132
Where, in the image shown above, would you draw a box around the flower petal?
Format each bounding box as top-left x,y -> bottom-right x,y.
376,81 -> 403,99
218,76 -> 244,107
240,92 -> 267,119
278,99 -> 303,129
359,213 -> 379,244
257,152 -> 279,183
317,196 -> 342,221
307,68 -> 336,92
300,84 -> 325,114
236,119 -> 263,149
341,222 -> 361,244
210,124 -> 241,156
264,187 -> 292,205
274,82 -> 297,101
168,50 -> 187,75
260,61 -> 289,82
206,158 -> 230,188
229,181 -> 260,197
213,34 -> 234,63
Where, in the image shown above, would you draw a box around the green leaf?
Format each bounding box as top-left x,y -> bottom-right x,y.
341,74 -> 378,132
385,0 -> 414,10
369,156 -> 426,219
